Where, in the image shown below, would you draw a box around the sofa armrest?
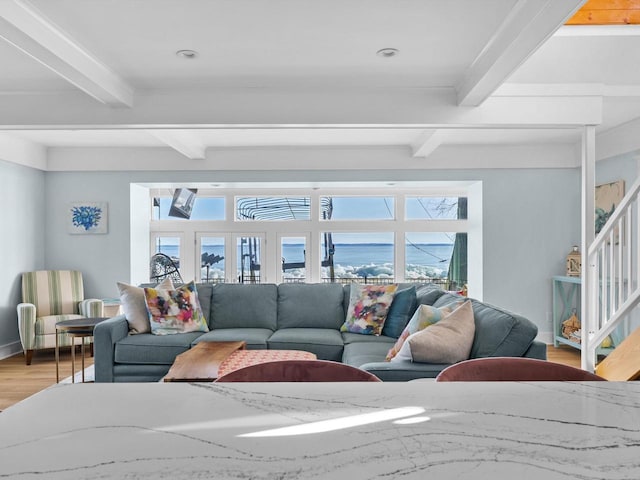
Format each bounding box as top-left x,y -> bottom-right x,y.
16,303 -> 36,350
522,340 -> 547,360
79,298 -> 104,317
94,315 -> 129,382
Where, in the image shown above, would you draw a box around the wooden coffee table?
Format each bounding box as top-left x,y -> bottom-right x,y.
163,341 -> 247,382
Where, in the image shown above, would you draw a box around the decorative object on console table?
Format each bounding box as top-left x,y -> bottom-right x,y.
565,245 -> 581,277
561,309 -> 581,343
68,201 -> 108,234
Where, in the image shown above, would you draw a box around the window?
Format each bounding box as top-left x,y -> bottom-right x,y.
236,235 -> 263,283
405,232 -> 466,289
150,235 -> 182,282
236,197 -> 311,221
281,236 -> 307,283
199,236 -> 225,283
406,197 -> 467,220
153,196 -> 225,220
145,185 -> 478,294
153,235 -> 180,258
320,196 -> 394,220
321,232 -> 394,283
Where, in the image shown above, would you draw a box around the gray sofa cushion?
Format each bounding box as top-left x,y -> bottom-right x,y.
267,328 -> 344,361
433,293 -> 537,358
277,283 -> 345,329
194,284 -> 214,325
341,341 -> 392,366
114,332 -> 203,364
210,283 -> 277,330
359,360 -> 451,381
192,328 -> 272,349
341,332 -> 396,345
416,284 -> 446,306
342,342 -> 449,381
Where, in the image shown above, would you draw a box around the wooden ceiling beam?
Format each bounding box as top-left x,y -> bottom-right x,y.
567,0 -> 640,25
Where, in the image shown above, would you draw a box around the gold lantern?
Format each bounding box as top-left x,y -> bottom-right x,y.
566,245 -> 581,277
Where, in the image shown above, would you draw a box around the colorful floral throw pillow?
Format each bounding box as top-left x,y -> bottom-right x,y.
386,302 -> 462,361
340,283 -> 398,336
144,281 -> 209,335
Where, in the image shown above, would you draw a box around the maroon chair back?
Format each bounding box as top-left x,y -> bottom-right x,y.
214,359 -> 382,382
435,357 -> 607,382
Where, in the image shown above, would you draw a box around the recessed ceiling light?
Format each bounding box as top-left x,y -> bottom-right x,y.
176,49 -> 198,59
377,48 -> 399,58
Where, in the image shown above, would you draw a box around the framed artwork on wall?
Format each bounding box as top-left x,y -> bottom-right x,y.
595,180 -> 624,236
68,201 -> 108,234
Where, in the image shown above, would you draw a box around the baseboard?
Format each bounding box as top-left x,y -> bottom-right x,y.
0,341 -> 23,360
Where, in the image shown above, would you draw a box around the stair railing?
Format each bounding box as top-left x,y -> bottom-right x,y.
583,177 -> 640,371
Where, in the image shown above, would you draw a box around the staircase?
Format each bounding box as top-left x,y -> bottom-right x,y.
583,177 -> 640,371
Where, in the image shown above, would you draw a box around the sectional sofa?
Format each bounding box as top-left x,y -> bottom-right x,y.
94,282 -> 546,382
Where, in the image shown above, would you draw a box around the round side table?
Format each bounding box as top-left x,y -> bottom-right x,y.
55,317 -> 108,383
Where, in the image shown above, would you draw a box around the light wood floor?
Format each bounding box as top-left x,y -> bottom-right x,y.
0,345 -> 583,412
0,347 -> 95,412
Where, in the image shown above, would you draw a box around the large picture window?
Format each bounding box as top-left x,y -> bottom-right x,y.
147,185 -> 477,293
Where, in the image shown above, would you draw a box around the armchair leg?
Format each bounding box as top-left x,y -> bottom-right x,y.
25,350 -> 33,365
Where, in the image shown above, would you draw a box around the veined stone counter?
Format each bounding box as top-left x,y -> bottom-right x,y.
0,381 -> 638,479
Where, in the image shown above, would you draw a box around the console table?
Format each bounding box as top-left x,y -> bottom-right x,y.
0,381 -> 638,479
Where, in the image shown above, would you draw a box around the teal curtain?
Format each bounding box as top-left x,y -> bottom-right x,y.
447,198 -> 468,290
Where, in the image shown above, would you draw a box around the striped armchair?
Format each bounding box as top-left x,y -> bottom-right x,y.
17,270 -> 104,365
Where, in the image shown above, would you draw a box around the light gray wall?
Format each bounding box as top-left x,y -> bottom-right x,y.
596,153 -> 638,187
0,159 -> 45,354
44,166 -> 581,342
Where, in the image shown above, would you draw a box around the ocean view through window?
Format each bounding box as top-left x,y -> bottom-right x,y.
148,186 -> 472,291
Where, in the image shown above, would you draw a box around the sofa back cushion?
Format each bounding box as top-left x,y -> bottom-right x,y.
277,283 -> 345,329
210,284 -> 278,330
415,284 -> 446,306
195,284 -> 213,323
433,293 -> 538,358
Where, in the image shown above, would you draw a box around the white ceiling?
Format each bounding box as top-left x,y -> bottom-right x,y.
0,0 -> 639,169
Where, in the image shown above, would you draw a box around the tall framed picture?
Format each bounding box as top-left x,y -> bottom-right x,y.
595,180 -> 624,236
68,201 -> 108,234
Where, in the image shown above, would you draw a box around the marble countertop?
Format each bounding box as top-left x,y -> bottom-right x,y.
0,381 -> 638,479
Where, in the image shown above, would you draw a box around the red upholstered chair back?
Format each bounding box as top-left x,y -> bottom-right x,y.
215,359 -> 382,382
435,357 -> 607,382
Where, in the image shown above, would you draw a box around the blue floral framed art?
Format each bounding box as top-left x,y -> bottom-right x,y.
68,201 -> 108,234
